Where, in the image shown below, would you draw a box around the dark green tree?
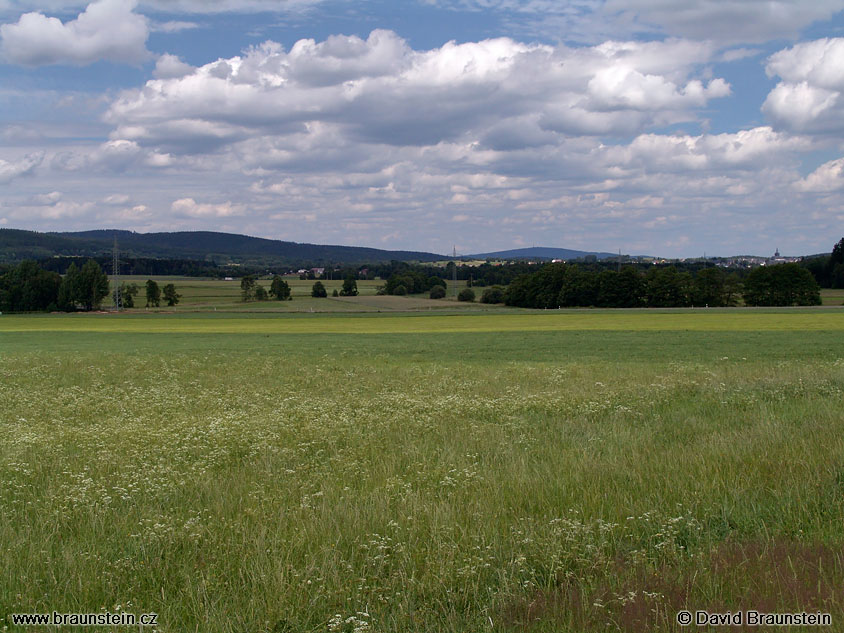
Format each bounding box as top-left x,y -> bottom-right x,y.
255,285 -> 268,301
743,264 -> 821,306
723,273 -> 742,307
644,266 -> 692,307
692,267 -> 727,307
558,266 -> 597,307
427,276 -> 446,291
162,283 -> 181,306
77,259 -> 110,311
240,275 -> 256,302
311,281 -> 327,297
503,274 -> 532,307
596,267 -> 643,308
829,239 -> 844,289
429,285 -> 446,299
458,288 -> 475,302
269,275 -> 291,300
145,279 -> 161,307
0,260 -> 62,312
480,286 -> 505,303
831,238 -> 844,268
340,275 -> 358,296
116,282 -> 139,308
58,263 -> 81,311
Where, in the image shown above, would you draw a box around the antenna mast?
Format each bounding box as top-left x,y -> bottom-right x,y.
112,235 -> 122,311
452,245 -> 458,297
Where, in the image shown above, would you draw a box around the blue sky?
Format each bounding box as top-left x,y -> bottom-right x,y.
2,0 -> 844,257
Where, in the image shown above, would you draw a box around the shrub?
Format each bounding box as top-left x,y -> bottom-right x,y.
340,276 -> 358,296
480,286 -> 505,304
393,284 -> 407,296
458,288 -> 475,302
311,281 -> 327,298
429,285 -> 446,299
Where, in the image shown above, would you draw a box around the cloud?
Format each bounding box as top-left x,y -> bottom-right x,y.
170,197 -> 245,217
0,0 -> 326,15
142,0 -> 323,11
28,190 -> 62,204
51,139 -> 145,172
763,38 -> 844,134
0,0 -> 150,66
796,157 -> 844,192
0,151 -> 43,183
423,0 -> 844,44
7,197 -> 94,220
151,20 -> 197,33
104,31 -> 726,157
604,0 -> 844,44
153,52 -> 194,78
603,127 -> 810,172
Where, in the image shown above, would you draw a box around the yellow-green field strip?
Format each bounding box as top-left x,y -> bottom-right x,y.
1,310 -> 843,334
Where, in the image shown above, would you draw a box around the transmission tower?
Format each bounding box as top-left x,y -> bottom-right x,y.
112,235 -> 122,311
452,245 -> 458,297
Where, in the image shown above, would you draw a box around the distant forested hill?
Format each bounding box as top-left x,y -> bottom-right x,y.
467,246 -> 618,260
0,229 -> 444,266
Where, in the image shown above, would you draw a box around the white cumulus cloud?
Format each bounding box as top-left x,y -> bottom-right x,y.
171,197 -> 245,217
0,151 -> 43,183
104,31 -> 726,158
0,0 -> 150,66
796,157 -> 844,192
763,38 -> 844,135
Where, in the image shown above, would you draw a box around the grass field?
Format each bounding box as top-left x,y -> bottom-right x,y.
2,310 -> 844,632
119,277 -> 483,313
821,288 -> 844,306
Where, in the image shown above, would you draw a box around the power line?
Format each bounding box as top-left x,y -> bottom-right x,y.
112,235 -> 122,311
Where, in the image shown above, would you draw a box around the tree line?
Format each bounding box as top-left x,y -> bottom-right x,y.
0,259 -> 181,312
0,259 -> 109,312
801,238 -> 844,288
503,262 -> 820,309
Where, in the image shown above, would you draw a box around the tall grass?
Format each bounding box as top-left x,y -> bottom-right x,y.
1,319 -> 843,631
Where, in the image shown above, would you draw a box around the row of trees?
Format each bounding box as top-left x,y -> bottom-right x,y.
380,272 -> 447,296
311,277 -> 358,298
503,263 -> 820,309
0,259 -> 110,312
0,259 -> 183,312
803,238 -> 844,288
143,279 -> 181,307
241,275 -> 293,301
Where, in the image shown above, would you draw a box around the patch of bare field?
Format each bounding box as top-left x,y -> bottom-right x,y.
500,538 -> 844,632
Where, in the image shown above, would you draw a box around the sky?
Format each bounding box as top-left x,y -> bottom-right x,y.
1,1 -> 844,257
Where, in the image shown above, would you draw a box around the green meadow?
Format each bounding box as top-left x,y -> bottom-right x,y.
118,276 -> 482,313
2,309 -> 844,632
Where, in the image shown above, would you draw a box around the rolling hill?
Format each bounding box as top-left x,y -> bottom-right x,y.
0,229 -> 445,266
467,246 -> 618,260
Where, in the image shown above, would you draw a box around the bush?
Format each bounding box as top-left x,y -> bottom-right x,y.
480,286 -> 505,304
340,276 -> 358,296
458,288 -> 475,302
332,289 -> 339,297
311,281 -> 327,298
743,263 -> 821,306
393,284 -> 407,296
429,285 -> 446,299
